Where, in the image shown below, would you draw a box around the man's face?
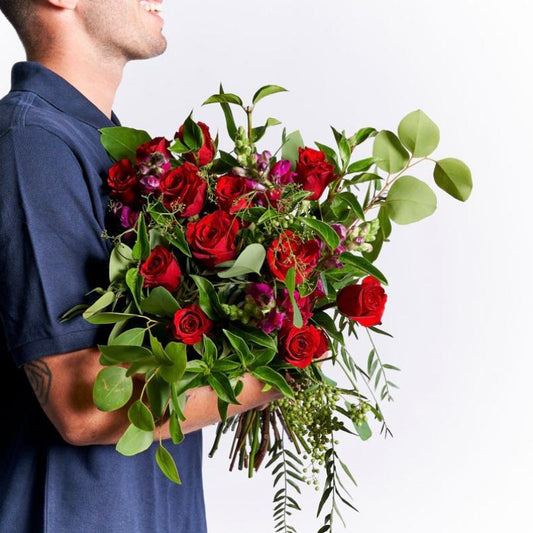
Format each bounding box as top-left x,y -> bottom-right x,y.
77,0 -> 167,61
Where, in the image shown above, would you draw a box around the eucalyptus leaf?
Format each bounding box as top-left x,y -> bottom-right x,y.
93,367 -> 133,411
398,109 -> 440,157
109,327 -> 145,347
433,158 -> 473,201
159,342 -> 187,383
128,400 -> 155,431
354,420 -> 372,441
384,175 -> 437,224
98,344 -> 153,364
372,130 -> 409,173
281,131 -> 305,166
217,243 -> 266,278
109,243 -> 134,283
146,375 -> 171,419
116,424 -> 153,456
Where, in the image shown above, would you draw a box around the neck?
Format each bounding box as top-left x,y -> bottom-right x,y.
27,49 -> 124,119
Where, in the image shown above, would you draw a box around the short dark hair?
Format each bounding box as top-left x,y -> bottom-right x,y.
0,0 -> 33,41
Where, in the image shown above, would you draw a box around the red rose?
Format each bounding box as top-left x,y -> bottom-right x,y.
175,121 -> 216,167
295,147 -> 337,201
172,305 -> 213,345
159,162 -> 207,217
186,210 -> 239,268
215,176 -> 251,213
108,159 -> 139,206
279,325 -> 328,368
337,276 -> 387,327
267,231 -> 321,284
140,245 -> 182,292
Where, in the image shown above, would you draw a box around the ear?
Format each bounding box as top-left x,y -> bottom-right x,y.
44,0 -> 79,9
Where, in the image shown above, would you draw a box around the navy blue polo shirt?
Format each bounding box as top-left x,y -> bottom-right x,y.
0,62 -> 206,533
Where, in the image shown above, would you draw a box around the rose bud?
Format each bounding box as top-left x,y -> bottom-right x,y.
160,162 -> 207,217
294,147 -> 337,201
108,159 -> 139,206
140,246 -> 182,292
337,276 -> 387,327
267,230 -> 321,283
172,305 -> 213,345
175,121 -> 216,167
279,325 -> 328,368
185,210 -> 240,269
215,175 -> 252,213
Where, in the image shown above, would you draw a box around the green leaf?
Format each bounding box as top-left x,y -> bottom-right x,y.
398,109 -> 440,157
433,158 -> 473,201
128,400 -> 155,431
156,444 -> 181,484
93,367 -> 133,411
207,373 -> 240,404
252,85 -> 287,105
149,333 -> 173,365
132,214 -> 150,261
372,130 -> 410,173
109,243 -> 134,283
100,127 -> 151,163
223,330 -> 254,367
311,311 -> 344,343
203,93 -> 243,106
181,113 -> 204,151
252,366 -> 294,399
170,225 -> 192,257
116,424 -> 153,456
229,324 -> 277,351
159,342 -> 187,383
281,131 -> 305,166
354,420 -> 372,441
331,192 -> 365,222
125,267 -> 142,310
339,253 -> 388,285
251,117 -> 282,143
300,217 -> 340,251
83,291 -> 116,319
140,286 -> 180,317
169,137 -> 190,154
285,268 -> 303,328
85,312 -> 139,324
169,412 -> 184,444
218,84 -> 238,141
353,127 -> 377,145
98,344 -> 153,364
314,142 -> 339,168
190,275 -> 225,320
384,175 -> 437,224
125,358 -> 158,377
109,327 -> 146,346
202,335 -> 217,367
146,375 -> 171,419
217,243 -> 266,278
347,157 -> 376,173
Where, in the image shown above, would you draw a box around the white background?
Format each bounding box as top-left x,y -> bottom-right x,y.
2,1 -> 532,532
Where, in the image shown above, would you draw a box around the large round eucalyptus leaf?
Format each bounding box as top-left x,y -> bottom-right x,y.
93,366 -> 133,411
397,110 -> 440,157
433,158 -> 473,201
372,130 -> 409,173
384,176 -> 437,224
116,424 -> 154,456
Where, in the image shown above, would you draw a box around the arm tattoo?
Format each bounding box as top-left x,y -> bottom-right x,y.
24,360 -> 52,406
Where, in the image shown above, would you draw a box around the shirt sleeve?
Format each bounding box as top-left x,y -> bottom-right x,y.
0,126 -> 112,367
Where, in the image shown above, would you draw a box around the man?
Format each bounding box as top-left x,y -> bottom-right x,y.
0,1 -> 281,531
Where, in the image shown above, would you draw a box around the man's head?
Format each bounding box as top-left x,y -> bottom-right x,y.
0,0 -> 167,63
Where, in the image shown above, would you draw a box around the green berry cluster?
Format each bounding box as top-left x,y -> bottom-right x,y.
347,401 -> 371,427
234,126 -> 255,167
276,380 -> 342,487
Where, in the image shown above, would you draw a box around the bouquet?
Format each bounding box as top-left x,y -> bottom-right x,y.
63,84 -> 472,532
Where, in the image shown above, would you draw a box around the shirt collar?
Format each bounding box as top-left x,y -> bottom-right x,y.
10,61 -> 121,129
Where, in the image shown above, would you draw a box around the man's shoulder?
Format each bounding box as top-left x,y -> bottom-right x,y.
0,90 -> 77,146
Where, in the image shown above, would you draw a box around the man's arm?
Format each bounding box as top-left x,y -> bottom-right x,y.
24,347 -> 282,446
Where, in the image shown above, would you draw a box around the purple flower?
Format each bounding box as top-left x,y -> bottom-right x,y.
140,175 -> 161,191
247,283 -> 274,308
270,160 -> 295,185
119,205 -> 140,229
331,223 -> 347,243
254,150 -> 272,171
260,308 -> 286,334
